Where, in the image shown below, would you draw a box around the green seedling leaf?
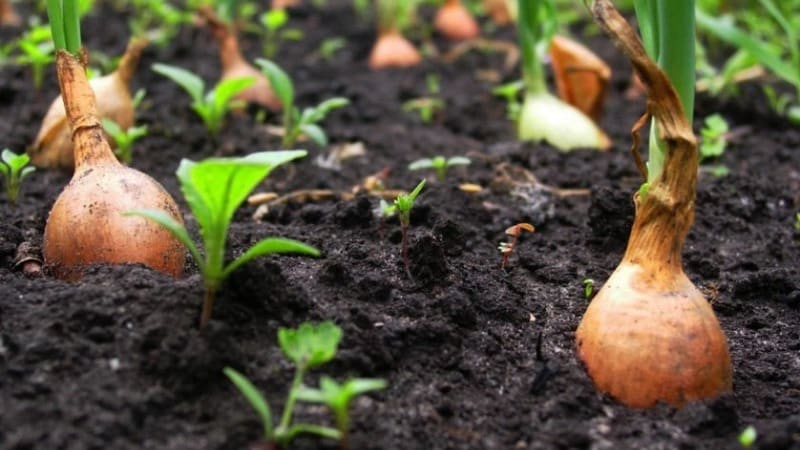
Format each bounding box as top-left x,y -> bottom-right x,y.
123,208 -> 202,266
1,149 -> 35,205
223,238 -> 320,279
279,321 -> 343,369
303,97 -> 349,123
300,123 -> 327,146
224,367 -> 275,440
262,8 -> 288,31
738,425 -> 757,448
256,58 -> 294,107
212,76 -> 256,113
297,376 -> 387,434
152,63 -> 205,103
700,113 -> 730,161
394,179 -> 426,226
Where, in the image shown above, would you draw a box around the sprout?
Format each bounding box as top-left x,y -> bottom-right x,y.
0,149 -> 35,205
101,118 -> 148,165
408,155 -> 470,181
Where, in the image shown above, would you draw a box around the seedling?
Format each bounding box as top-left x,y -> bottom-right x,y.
491,80 -> 524,121
498,222 -> 534,269
700,114 -> 729,162
14,24 -> 55,89
317,37 -> 346,62
0,149 -> 35,205
408,155 -> 470,181
393,179 -> 425,279
297,377 -> 387,448
126,151 -> 320,328
257,59 -> 349,147
224,321 -> 386,449
128,0 -> 189,48
583,278 -> 595,300
259,8 -> 303,59
102,118 -> 148,164
402,73 -> 444,124
738,425 -> 757,448
152,63 -> 255,137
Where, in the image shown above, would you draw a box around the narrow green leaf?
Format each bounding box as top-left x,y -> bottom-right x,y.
123,209 -> 201,270
446,156 -> 471,166
223,367 -> 274,440
299,123 -> 327,146
213,76 -> 255,113
152,63 -> 205,103
222,237 -> 319,279
255,59 -> 293,107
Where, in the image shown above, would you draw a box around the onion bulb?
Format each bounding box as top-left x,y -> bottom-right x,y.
199,7 -> 281,111
271,0 -> 301,9
575,0 -> 731,408
549,35 -> 611,123
43,50 -> 185,281
518,91 -> 610,150
0,0 -> 20,26
434,0 -> 479,41
483,0 -> 512,25
29,38 -> 147,170
369,30 -> 422,69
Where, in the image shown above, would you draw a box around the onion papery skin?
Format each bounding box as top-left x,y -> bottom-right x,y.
517,92 -> 610,151
43,161 -> 186,281
435,0 -> 480,41
576,262 -> 732,408
30,73 -> 133,170
369,31 -> 422,69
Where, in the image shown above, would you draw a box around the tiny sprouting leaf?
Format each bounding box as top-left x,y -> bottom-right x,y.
279,321 -> 343,369
262,8 -> 288,30
132,88 -> 147,109
102,117 -> 123,137
738,425 -> 757,448
408,158 -> 434,171
223,237 -> 320,278
300,123 -> 327,146
2,149 -> 31,172
152,63 -> 205,103
224,367 -> 275,440
256,58 -> 294,108
305,97 -> 349,123
447,156 -> 471,167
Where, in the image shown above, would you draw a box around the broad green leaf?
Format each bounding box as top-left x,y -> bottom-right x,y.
278,321 -> 342,369
152,63 -> 205,103
213,76 -> 256,113
223,367 -> 274,440
300,123 -> 327,146
255,59 -> 293,107
123,209 -> 201,270
222,237 -> 320,279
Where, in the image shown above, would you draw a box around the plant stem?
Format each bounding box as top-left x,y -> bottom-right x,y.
517,0 -> 553,94
200,287 -> 216,328
401,225 -> 412,279
276,363 -> 306,444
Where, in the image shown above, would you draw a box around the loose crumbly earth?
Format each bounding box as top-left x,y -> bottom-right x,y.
1,2 -> 799,449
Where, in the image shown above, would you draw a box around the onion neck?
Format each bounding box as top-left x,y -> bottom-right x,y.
218,32 -> 246,73
56,50 -> 120,171
115,38 -> 147,85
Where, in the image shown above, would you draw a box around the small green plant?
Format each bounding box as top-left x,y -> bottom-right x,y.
408,155 -> 470,181
583,278 -> 595,300
794,212 -> 800,231
738,425 -> 757,448
491,80 -> 525,121
152,63 -> 255,138
392,179 -> 425,278
498,222 -> 534,270
224,321 -> 386,448
14,24 -> 55,89
257,59 -> 349,147
402,73 -> 444,124
126,151 -> 319,328
102,118 -> 148,164
0,149 -> 35,205
317,37 -> 346,62
128,0 -> 190,47
699,114 -> 729,161
260,8 -> 303,59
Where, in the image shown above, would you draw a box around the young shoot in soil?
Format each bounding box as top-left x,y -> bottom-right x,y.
101,118 -> 147,165
257,59 -> 349,147
14,24 -> 55,89
43,0 -> 185,280
393,179 -> 425,279
126,151 -> 320,328
498,222 -> 533,270
408,155 -> 470,181
370,0 -> 422,69
224,321 -> 385,449
260,8 -> 303,59
583,278 -> 595,300
0,149 -> 35,205
402,73 -> 444,124
738,425 -> 757,449
514,0 -> 609,150
152,63 -> 254,138
576,0 -> 732,409
492,80 -> 524,121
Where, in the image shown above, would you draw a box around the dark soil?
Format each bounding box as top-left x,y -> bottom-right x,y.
2,2 -> 800,449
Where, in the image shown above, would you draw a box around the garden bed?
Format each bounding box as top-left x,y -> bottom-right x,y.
1,1 -> 799,449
